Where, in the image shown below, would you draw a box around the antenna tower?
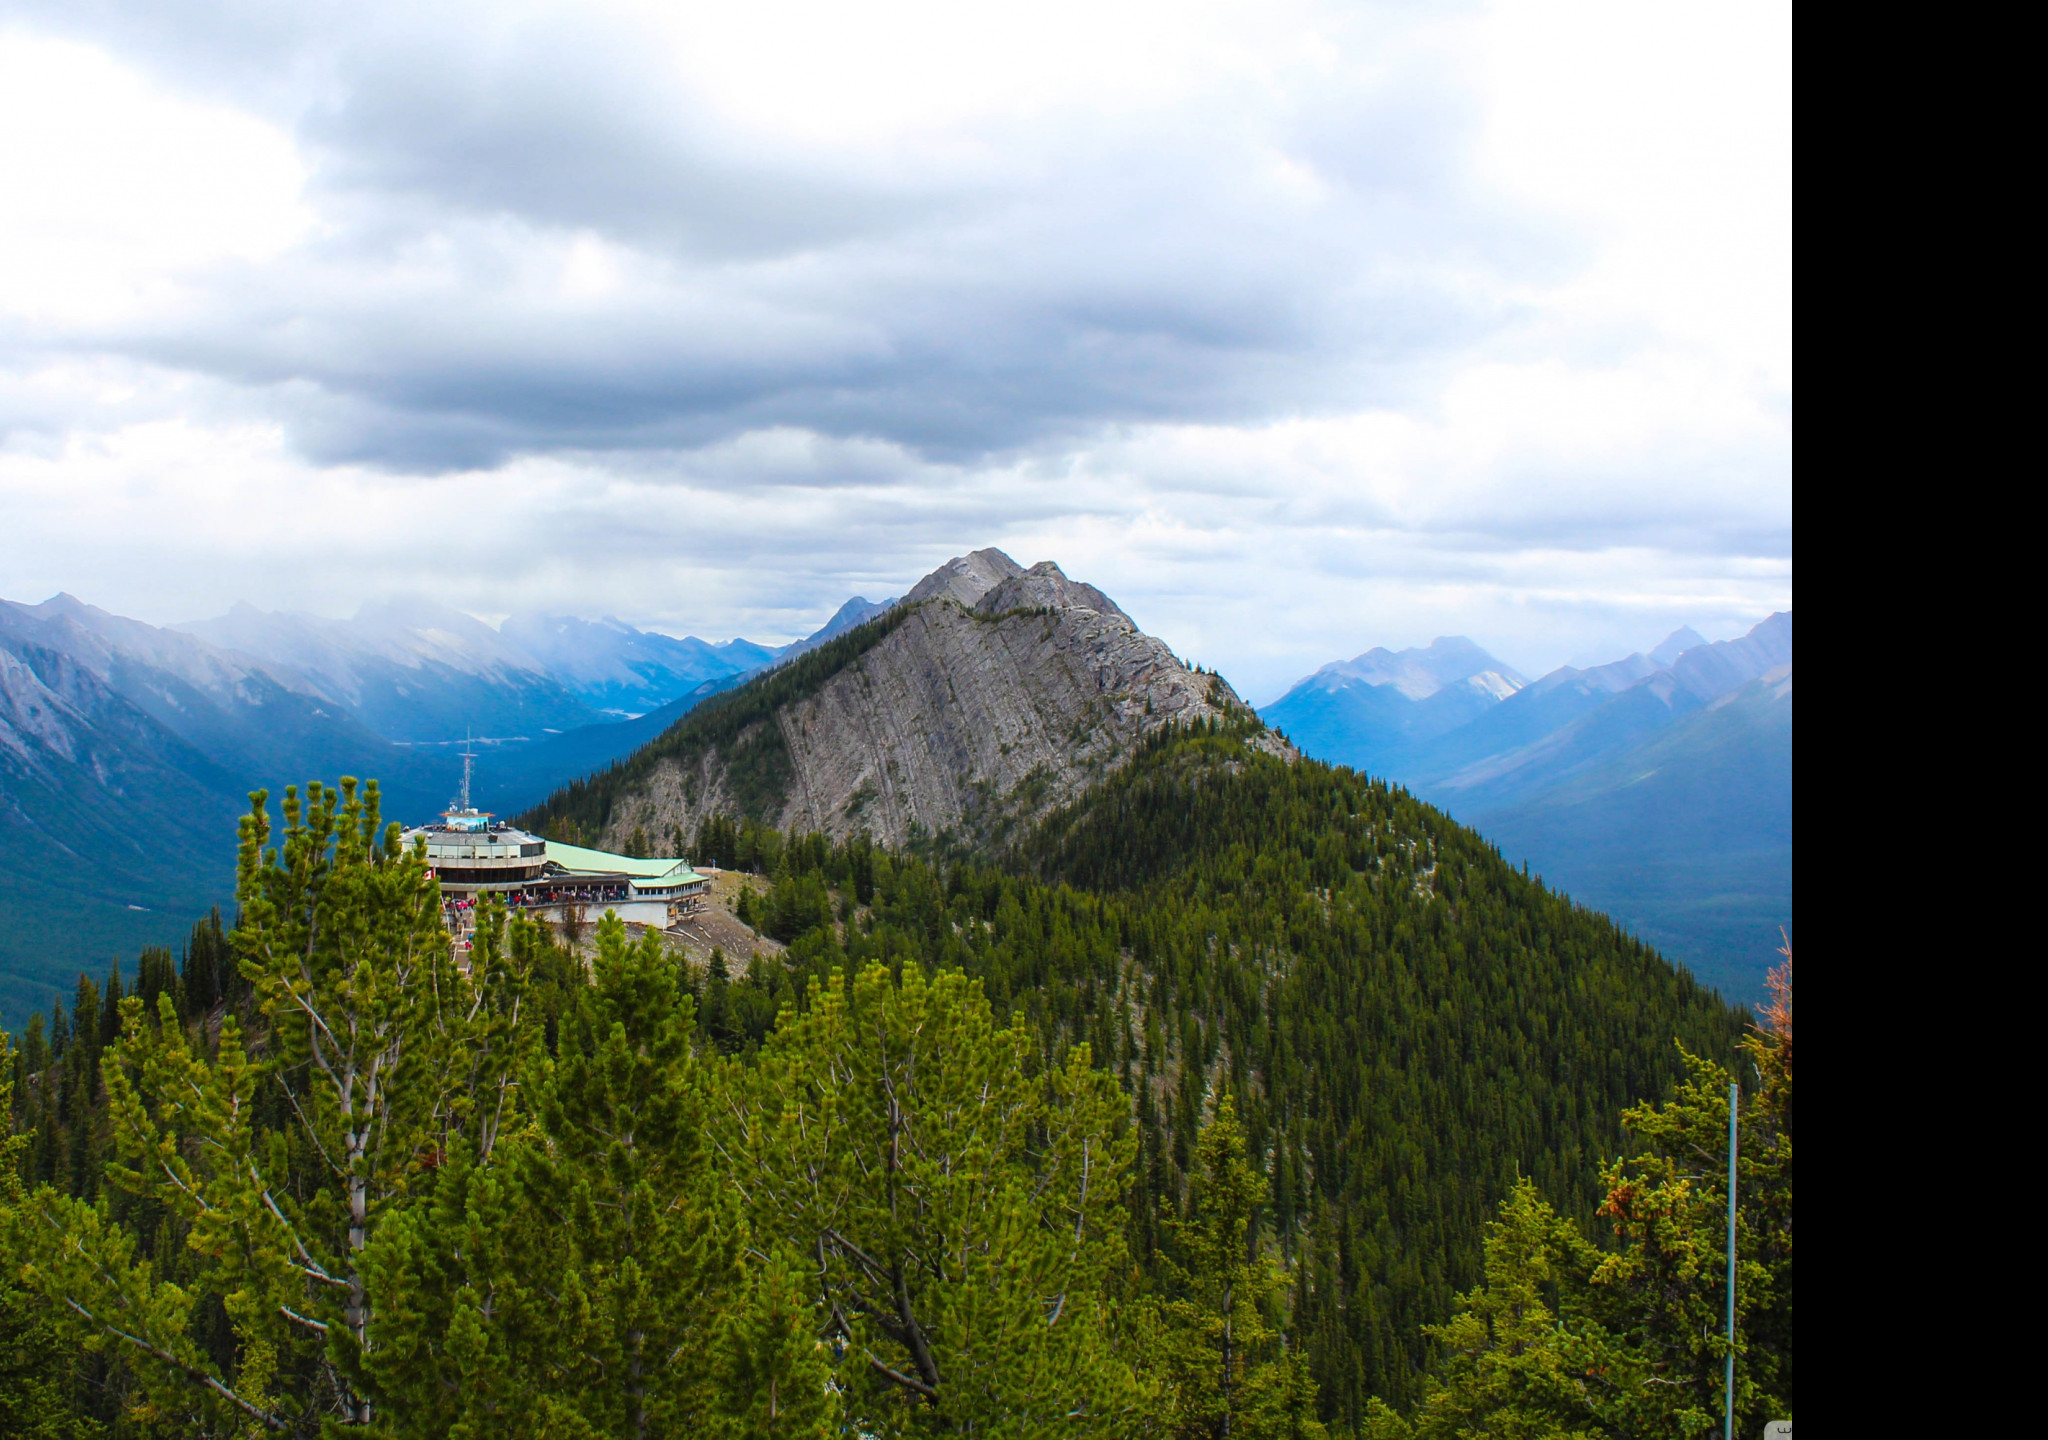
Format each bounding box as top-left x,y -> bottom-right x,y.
460,728 -> 475,812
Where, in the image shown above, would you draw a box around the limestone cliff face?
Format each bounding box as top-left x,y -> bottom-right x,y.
901,548 -> 1026,608
597,550 -> 1286,851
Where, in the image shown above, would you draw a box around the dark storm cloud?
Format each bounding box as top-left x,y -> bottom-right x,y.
8,0 -> 1542,472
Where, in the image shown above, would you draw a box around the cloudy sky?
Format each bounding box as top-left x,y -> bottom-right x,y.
0,0 -> 1787,703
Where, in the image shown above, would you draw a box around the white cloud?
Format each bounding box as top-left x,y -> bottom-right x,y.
0,31 -> 310,327
0,0 -> 1790,697
1474,0 -> 1791,386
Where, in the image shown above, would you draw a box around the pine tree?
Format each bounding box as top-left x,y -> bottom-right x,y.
47,997 -> 68,1061
726,963 -> 1140,1435
134,947 -> 181,1024
16,1013 -> 51,1078
13,779 -> 519,1434
1582,957 -> 1792,1435
704,947 -> 735,1053
764,873 -> 832,944
359,912 -> 741,1438
96,963 -> 122,1048
0,1033 -> 98,1439
506,913 -> 739,1435
714,1247 -> 841,1439
58,978 -> 102,1203
1156,1095 -> 1325,1439
178,907 -> 230,1017
1381,1181 -> 1606,1440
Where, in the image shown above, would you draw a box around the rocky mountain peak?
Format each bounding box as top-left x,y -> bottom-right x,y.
1649,626 -> 1709,666
902,548 -> 1027,607
550,548 -> 1289,853
31,593 -> 97,619
1665,611 -> 1791,703
974,561 -> 1130,623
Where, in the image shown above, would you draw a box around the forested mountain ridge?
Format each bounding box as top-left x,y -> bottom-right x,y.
3,723 -> 1776,1435
547,716 -> 1751,1422
520,548 -> 1278,854
1005,722 -> 1749,1416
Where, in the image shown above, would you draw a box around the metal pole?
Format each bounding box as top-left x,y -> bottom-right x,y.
1723,1079 -> 1739,1440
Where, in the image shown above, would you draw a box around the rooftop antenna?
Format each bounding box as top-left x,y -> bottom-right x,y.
460,727 -> 475,812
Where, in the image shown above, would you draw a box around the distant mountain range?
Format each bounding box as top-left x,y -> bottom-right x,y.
1260,614 -> 1792,1000
176,599 -> 786,729
4,566 -> 1787,1017
0,592 -> 873,1021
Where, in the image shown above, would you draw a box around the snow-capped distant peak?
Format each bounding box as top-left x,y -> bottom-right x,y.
1460,669 -> 1525,702
1309,637 -> 1526,701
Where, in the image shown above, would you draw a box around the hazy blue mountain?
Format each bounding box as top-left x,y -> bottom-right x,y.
2,595 -> 441,796
497,613 -> 788,715
1260,614 -> 1792,1000
1660,612 -> 1790,701
1259,637 -> 1526,773
711,636 -> 783,669
1430,618 -> 1792,815
0,632 -> 244,1024
1469,666 -> 1791,1000
776,596 -> 898,662
177,600 -> 605,739
1401,652 -> 1663,783
1318,635 -> 1527,698
1649,624 -> 1709,665
1427,674 -> 1701,810
0,597 -> 465,1020
462,673 -> 750,817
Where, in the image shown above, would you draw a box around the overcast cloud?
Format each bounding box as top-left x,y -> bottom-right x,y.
0,0 -> 1789,702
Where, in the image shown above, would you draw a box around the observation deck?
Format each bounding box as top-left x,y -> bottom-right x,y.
400,744 -> 711,944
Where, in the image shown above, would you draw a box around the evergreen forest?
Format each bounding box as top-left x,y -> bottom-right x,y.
3,723 -> 1793,1437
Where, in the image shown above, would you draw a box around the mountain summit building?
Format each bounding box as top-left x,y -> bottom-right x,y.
402,748 -> 708,948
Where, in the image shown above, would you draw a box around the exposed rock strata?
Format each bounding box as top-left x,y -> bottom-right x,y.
599,551 -> 1288,851
901,548 -> 1026,608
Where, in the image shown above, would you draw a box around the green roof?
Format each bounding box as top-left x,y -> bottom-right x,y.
543,841 -> 702,881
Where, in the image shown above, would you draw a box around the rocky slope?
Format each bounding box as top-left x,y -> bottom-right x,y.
538,549 -> 1286,851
